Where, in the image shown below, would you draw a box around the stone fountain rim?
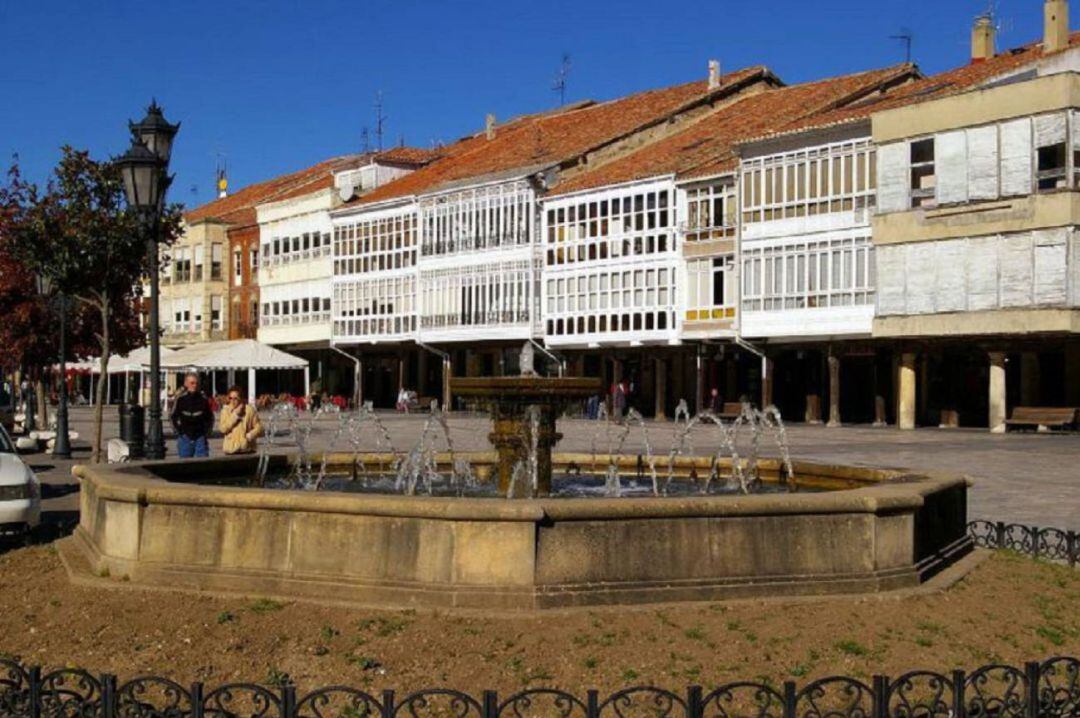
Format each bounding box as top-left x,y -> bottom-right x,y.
72,456 -> 972,523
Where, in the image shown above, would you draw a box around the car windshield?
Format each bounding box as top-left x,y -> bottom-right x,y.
0,427 -> 13,454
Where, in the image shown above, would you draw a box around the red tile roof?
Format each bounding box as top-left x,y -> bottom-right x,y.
373,146 -> 443,167
550,64 -> 918,193
758,32 -> 1080,141
183,148 -> 438,228
354,66 -> 775,206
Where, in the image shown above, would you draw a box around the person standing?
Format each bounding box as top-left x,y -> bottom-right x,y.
170,373 -> 213,458
219,386 -> 263,455
612,380 -> 626,420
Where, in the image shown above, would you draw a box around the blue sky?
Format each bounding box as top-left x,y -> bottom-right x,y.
0,0 -> 1051,208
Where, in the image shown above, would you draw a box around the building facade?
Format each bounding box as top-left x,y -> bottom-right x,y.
872,50 -> 1080,430
168,0 -> 1080,429
160,218 -> 230,345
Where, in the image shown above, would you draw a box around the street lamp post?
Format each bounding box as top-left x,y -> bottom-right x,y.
116,101 -> 179,461
36,275 -> 71,459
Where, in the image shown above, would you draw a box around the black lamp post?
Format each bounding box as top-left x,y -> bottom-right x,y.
36,275 -> 72,460
116,101 -> 179,461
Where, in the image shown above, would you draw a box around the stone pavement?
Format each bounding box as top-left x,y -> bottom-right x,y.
22,405 -> 1080,536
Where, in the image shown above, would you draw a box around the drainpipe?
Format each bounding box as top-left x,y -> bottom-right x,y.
529,338 -> 565,377
329,345 -> 362,409
417,341 -> 452,411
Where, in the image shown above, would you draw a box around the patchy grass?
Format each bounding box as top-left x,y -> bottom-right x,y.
0,548 -> 1076,692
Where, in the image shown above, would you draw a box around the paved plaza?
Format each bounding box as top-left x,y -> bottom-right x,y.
22,405 -> 1080,538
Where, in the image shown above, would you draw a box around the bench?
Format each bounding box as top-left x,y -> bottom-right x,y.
717,402 -> 745,421
1004,407 -> 1078,432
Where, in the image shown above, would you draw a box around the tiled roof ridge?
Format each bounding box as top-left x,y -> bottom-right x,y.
183,152 -> 368,224
353,64 -> 774,207
743,30 -> 1080,146
548,62 -> 920,194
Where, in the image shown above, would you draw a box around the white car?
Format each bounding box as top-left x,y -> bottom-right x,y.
0,425 -> 40,542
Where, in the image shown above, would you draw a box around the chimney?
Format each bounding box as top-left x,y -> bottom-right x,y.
1045,0 -> 1070,54
708,60 -> 721,90
485,113 -> 496,140
971,15 -> 996,63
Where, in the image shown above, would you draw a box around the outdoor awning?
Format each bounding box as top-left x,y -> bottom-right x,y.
106,346 -> 175,374
155,339 -> 308,372
67,346 -> 176,374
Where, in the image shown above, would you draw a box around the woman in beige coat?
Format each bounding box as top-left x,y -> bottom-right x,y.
219,387 -> 264,455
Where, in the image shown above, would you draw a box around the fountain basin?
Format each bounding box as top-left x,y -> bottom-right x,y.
65,455 -> 972,610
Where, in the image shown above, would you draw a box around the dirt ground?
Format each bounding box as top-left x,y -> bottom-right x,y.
0,545 -> 1076,693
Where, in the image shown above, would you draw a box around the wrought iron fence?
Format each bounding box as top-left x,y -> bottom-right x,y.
0,657 -> 1077,718
968,521 -> 1078,566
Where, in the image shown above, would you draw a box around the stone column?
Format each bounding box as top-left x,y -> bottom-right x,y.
442,356 -> 452,412
805,352 -> 822,424
417,349 -> 428,397
872,356 -> 887,427
1066,342 -> 1080,407
694,348 -> 705,415
1020,352 -> 1039,406
918,354 -> 930,427
939,354 -> 959,429
827,350 -> 841,428
725,356 -> 738,403
672,353 -> 685,409
989,351 -> 1007,433
761,355 -> 775,409
898,352 -> 917,430
397,353 -> 405,391
612,356 -> 623,420
654,357 -> 667,420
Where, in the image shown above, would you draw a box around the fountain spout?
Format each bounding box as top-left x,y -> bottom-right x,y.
449,373 -> 601,496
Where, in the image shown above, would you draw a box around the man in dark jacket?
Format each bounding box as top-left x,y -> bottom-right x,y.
170,373 -> 214,458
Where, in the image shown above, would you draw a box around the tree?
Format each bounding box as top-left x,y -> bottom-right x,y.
1,149 -> 182,461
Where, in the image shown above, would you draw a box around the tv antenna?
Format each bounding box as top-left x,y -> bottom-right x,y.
984,0 -> 1013,43
552,53 -> 572,106
374,91 -> 387,152
360,127 -> 371,153
890,28 -> 914,63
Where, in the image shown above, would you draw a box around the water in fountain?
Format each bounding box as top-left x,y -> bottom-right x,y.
256,402 -> 300,485
393,400 -> 475,496
605,408 -> 661,497
315,402 -> 401,489
251,389 -> 796,499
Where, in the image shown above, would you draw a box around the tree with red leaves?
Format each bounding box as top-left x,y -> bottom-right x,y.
1,149 -> 181,461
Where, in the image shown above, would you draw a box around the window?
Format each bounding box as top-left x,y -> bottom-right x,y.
741,235 -> 874,312
193,245 -> 205,281
250,247 -> 259,274
1037,144 -> 1067,191
741,140 -> 876,223
260,287 -> 332,328
544,186 -> 674,269
192,296 -> 203,332
684,183 -> 736,241
173,247 -> 191,282
211,243 -> 223,280
233,249 -> 242,283
419,180 -> 534,257
211,295 -> 222,331
910,139 -> 936,208
686,255 -> 735,320
334,211 -> 418,279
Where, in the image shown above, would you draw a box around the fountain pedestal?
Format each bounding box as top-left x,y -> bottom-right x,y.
489,405 -> 562,496
450,376 -> 602,497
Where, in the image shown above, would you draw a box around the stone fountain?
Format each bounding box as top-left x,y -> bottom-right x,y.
449,343 -> 601,495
